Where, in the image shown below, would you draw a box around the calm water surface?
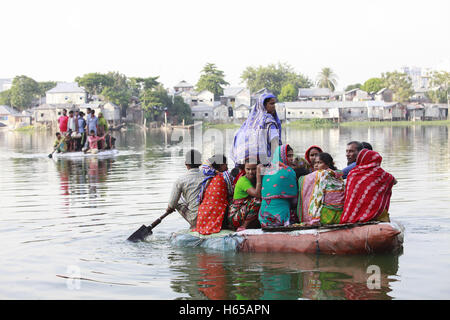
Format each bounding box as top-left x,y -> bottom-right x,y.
0,125 -> 449,299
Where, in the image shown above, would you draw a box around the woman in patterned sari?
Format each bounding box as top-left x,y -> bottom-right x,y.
194,155 -> 233,235
340,149 -> 396,224
297,152 -> 345,226
259,144 -> 298,228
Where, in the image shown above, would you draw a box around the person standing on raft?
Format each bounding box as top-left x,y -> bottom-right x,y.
230,92 -> 282,169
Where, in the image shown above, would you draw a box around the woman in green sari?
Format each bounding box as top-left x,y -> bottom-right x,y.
258,144 -> 298,228
97,112 -> 108,150
297,152 -> 345,225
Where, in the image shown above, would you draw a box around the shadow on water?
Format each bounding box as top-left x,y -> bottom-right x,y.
168,248 -> 400,300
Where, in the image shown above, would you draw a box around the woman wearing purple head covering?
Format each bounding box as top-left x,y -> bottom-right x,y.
230,92 -> 282,166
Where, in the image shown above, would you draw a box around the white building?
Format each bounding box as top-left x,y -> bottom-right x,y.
234,104 -> 252,120
46,82 -> 87,105
191,104 -> 215,122
221,87 -> 251,107
174,80 -> 194,93
278,101 -> 406,122
193,90 -> 214,106
344,88 -> 370,101
0,79 -> 12,92
298,88 -> 332,101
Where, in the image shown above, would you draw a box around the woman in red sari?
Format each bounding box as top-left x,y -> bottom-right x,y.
195,155 -> 233,235
340,149 -> 396,224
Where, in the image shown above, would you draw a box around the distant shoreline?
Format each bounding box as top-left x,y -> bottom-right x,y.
286,119 -> 450,128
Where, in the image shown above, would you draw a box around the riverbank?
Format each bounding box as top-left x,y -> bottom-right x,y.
202,122 -> 241,129
13,124 -> 49,132
286,119 -> 450,128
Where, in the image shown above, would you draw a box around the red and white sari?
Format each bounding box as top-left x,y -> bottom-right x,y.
340,149 -> 395,223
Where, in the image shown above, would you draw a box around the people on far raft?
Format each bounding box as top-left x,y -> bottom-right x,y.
228,159 -> 263,232
194,154 -> 234,235
67,110 -> 79,152
77,112 -> 87,151
87,109 -> 98,136
296,152 -> 345,226
97,112 -> 108,150
83,130 -> 105,154
166,149 -> 205,229
58,108 -> 69,134
340,149 -> 397,224
258,144 -> 298,228
53,132 -> 67,153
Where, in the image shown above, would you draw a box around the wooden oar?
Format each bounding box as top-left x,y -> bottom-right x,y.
127,210 -> 173,242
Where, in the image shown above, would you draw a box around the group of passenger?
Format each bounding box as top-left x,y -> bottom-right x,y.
53,108 -> 115,154
166,92 -> 397,235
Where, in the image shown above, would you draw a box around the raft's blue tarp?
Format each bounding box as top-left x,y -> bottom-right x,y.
169,229 -> 244,252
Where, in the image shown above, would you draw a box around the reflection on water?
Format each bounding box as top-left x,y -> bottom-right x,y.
169,249 -> 399,300
0,124 -> 449,299
55,158 -> 115,203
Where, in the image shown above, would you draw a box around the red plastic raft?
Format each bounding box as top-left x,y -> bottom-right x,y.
170,221 -> 404,255
238,222 -> 404,254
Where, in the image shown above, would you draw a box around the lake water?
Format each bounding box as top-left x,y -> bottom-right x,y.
0,124 -> 449,300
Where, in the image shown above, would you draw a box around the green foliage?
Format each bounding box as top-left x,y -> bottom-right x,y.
278,83 -> 297,102
287,118 -> 336,128
426,71 -> 450,103
171,95 -> 192,124
317,67 -> 338,92
381,71 -> 414,103
10,75 -> 40,110
75,73 -> 114,96
361,78 -> 384,93
345,83 -> 362,91
241,62 -> 312,97
196,63 -> 229,100
141,85 -> 192,124
37,81 -> 57,97
0,89 -> 11,106
100,72 -> 131,108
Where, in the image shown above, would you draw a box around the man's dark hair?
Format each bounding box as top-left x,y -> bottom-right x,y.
294,167 -> 309,180
361,142 -> 373,150
185,149 -> 202,168
56,132 -> 61,136
209,154 -> 227,170
347,141 -> 363,151
69,110 -> 73,114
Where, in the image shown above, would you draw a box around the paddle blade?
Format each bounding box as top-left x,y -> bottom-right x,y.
127,224 -> 152,242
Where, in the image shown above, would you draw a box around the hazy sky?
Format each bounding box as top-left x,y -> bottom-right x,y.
1,0 -> 449,90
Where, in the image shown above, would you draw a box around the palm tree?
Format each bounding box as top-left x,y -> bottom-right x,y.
316,67 -> 338,92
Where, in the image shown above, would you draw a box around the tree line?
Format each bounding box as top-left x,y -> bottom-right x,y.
1,64 -> 448,122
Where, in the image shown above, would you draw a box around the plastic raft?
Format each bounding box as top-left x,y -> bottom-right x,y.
52,149 -> 118,160
169,221 -> 404,255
